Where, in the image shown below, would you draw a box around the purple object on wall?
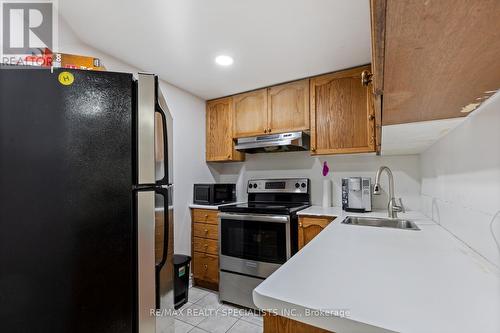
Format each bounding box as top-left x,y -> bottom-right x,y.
322,161 -> 330,177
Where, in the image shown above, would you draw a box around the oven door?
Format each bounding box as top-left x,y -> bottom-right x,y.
219,213 -> 290,278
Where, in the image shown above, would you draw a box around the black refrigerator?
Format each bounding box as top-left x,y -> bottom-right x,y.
0,67 -> 174,333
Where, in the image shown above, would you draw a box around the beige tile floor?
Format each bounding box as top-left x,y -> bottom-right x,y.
156,286 -> 263,333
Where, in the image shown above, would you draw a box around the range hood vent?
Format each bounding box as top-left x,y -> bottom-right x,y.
235,131 -> 310,154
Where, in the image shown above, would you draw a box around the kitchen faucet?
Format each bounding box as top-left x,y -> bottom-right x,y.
373,166 -> 405,218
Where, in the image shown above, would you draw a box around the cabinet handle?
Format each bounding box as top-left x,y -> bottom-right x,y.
361,70 -> 373,86
204,244 -> 208,248
311,148 -> 316,153
204,264 -> 208,270
369,114 -> 375,121
299,222 -> 303,227
204,214 -> 208,218
263,129 -> 267,133
268,128 -> 271,132
227,154 -> 231,159
204,229 -> 208,233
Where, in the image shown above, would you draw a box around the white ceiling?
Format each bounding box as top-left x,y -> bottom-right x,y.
59,0 -> 371,100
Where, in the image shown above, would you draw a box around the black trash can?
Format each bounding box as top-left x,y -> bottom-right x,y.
173,254 -> 191,309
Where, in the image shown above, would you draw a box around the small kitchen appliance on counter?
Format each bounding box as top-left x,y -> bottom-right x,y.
342,177 -> 372,212
193,183 -> 236,205
218,178 -> 311,309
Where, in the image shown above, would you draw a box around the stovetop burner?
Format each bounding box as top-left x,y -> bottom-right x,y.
219,202 -> 310,215
219,178 -> 311,215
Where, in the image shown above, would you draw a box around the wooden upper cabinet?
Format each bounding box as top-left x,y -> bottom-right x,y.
209,68 -> 376,158
206,97 -> 244,162
233,89 -> 268,138
310,65 -> 375,155
267,79 -> 309,134
372,0 -> 500,125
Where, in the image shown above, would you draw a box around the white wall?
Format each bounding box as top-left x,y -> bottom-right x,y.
213,152 -> 421,211
58,19 -> 216,255
420,93 -> 500,267
57,19 -> 500,269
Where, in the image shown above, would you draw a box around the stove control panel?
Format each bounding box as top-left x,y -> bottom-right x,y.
247,178 -> 309,193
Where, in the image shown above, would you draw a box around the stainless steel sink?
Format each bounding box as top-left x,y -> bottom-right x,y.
341,216 -> 420,231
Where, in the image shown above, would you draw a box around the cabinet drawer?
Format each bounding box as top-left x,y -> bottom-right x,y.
193,223 -> 218,240
193,253 -> 219,283
193,237 -> 218,255
192,209 -> 219,225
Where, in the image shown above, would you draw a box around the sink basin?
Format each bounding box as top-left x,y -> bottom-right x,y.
341,216 -> 420,231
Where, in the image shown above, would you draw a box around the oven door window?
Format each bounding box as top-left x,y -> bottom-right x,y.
220,219 -> 287,264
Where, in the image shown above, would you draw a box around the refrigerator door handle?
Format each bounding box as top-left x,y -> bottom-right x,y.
155,102 -> 169,186
154,185 -> 172,309
137,74 -> 156,185
155,186 -> 170,270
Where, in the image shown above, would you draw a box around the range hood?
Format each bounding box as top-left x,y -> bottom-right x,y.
235,131 -> 310,154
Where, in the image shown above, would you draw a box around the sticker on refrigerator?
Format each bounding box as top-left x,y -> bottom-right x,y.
178,266 -> 185,277
58,71 -> 74,86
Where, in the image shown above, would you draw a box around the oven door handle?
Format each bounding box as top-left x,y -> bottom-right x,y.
218,213 -> 290,223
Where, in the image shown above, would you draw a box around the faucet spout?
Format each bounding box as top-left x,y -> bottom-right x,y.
373,166 -> 400,218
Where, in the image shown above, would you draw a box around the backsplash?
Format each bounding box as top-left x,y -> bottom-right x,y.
420,92 -> 500,267
210,152 -> 421,211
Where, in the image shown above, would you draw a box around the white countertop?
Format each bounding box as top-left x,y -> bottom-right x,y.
253,206 -> 500,333
188,202 -> 243,210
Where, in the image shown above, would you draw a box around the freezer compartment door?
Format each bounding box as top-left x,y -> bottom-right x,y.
137,73 -> 173,186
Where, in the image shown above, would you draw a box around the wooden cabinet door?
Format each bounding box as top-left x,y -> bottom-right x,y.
267,79 -> 309,134
193,222 -> 218,240
193,253 -> 219,284
298,216 -> 333,250
376,0 -> 499,125
233,88 -> 268,138
193,237 -> 218,255
206,97 -> 244,162
192,209 -> 219,224
191,208 -> 220,290
310,65 -> 375,155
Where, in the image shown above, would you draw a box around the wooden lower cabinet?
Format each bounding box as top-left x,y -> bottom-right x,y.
193,222 -> 218,240
193,252 -> 219,284
191,208 -> 220,290
264,315 -> 333,333
192,208 -> 219,224
193,237 -> 218,255
298,216 -> 334,250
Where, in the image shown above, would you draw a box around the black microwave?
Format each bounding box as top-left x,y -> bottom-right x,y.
193,184 -> 236,205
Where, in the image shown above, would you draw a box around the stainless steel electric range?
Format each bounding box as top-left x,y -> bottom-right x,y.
218,178 -> 311,309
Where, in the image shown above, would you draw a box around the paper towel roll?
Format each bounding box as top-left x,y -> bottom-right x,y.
322,179 -> 332,208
